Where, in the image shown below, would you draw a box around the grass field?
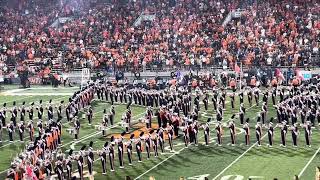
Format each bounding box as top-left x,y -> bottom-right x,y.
0,85 -> 319,180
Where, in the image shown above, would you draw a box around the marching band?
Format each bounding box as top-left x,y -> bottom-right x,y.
2,78 -> 320,179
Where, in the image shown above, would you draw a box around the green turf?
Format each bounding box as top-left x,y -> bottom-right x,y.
0,86 -> 319,180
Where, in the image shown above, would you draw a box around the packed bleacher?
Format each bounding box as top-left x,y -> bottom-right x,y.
0,0 -> 319,79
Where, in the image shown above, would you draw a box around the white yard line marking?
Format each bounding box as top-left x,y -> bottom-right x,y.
212,125 -> 276,180
298,146 -> 320,178
135,100 -> 263,179
134,147 -> 186,180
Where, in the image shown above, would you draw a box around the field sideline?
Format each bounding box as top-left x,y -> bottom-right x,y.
0,85 -> 319,180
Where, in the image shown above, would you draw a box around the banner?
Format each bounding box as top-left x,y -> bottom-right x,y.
28,76 -> 42,85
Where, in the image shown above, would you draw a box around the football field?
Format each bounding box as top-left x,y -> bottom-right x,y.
0,85 -> 319,180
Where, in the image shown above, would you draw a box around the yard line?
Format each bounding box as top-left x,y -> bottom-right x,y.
135,100 -> 263,179
212,124 -> 278,180
298,146 -> 320,178
134,146 -> 187,180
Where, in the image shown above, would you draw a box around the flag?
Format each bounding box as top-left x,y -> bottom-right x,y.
234,64 -> 241,74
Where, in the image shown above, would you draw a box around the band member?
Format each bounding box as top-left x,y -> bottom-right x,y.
74,117 -> 80,140
66,150 -> 73,179
183,122 -> 189,147
230,93 -> 235,109
203,118 -> 210,146
192,120 -> 199,146
267,118 -> 274,147
109,106 -> 115,126
27,120 -> 34,141
109,137 -> 115,171
44,156 -> 53,177
54,159 -> 63,180
157,127 -> 165,153
243,118 -> 250,146
87,106 -> 93,125
20,101 -> 26,122
304,121 -> 312,147
7,121 -> 14,142
87,141 -> 94,176
57,101 -> 64,121
126,134 -> 134,165
271,88 -> 277,105
117,133 -> 125,168
254,88 -> 260,106
102,110 -> 108,137
239,103 -> 246,125
99,142 -> 108,175
291,123 -> 299,147
18,122 -> 25,141
47,99 -> 54,120
229,117 -> 236,146
166,122 -> 174,152
261,102 -> 268,124
145,130 -> 152,159
255,121 -> 262,146
38,100 -> 44,120
280,121 -> 287,147
77,146 -> 86,180
203,96 -> 208,111
239,91 -> 244,104
10,102 -> 17,127
215,121 -> 222,146
136,132 -> 144,162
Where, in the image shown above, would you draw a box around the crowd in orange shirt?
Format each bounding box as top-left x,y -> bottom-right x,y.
0,0 -> 319,77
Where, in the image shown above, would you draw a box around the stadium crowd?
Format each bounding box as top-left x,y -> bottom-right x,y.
0,0 -> 319,78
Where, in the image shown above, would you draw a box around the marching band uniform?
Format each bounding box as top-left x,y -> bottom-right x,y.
7,122 -> 14,142
99,143 -> 108,174
243,118 -> 250,146
215,122 -> 222,146
38,100 -> 44,120
66,150 -> 73,179
291,124 -> 299,147
126,135 -> 134,165
267,121 -> 274,147
203,119 -> 210,146
74,118 -> 80,140
54,160 -> 63,180
87,141 -> 95,175
109,106 -> 115,126
18,122 -> 25,141
109,137 -> 115,171
304,121 -> 312,147
102,110 -> 108,137
77,146 -> 85,180
230,93 -> 235,109
229,119 -> 236,146
183,123 -> 189,147
20,102 -> 26,122
239,103 -> 245,125
117,134 -> 125,168
167,123 -> 174,152
157,127 -> 165,153
255,121 -> 262,146
136,133 -> 143,162
47,100 -> 53,120
280,121 -> 287,147
1,103 -> 7,127
87,107 -> 93,125
27,120 -> 34,141
145,131 -> 152,159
